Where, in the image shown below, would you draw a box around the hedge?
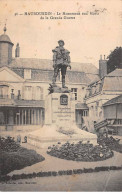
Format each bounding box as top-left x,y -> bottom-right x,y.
0,165 -> 122,182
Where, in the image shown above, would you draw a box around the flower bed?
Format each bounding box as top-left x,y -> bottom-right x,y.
0,137 -> 45,176
97,135 -> 122,153
47,141 -> 114,161
0,136 -> 20,152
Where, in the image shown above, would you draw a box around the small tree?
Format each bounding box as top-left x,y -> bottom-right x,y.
107,47 -> 122,74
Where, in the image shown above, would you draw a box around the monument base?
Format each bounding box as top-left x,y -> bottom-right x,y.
28,125 -> 97,148
28,88 -> 97,148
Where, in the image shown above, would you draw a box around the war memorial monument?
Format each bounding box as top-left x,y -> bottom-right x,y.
28,40 -> 97,147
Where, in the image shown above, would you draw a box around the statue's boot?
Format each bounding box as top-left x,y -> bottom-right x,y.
62,76 -> 67,88
52,76 -> 56,86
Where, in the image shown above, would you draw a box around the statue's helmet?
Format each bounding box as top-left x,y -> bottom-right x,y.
58,40 -> 65,46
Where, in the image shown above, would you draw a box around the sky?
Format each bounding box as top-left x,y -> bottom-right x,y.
0,0 -> 122,68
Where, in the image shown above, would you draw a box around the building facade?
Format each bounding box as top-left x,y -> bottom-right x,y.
85,62 -> 122,135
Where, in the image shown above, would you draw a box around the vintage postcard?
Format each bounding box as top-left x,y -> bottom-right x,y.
0,0 -> 122,192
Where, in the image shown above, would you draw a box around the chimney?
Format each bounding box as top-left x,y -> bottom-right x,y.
99,54 -> 107,78
15,43 -> 20,57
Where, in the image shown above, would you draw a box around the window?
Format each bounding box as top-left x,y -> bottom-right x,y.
36,86 -> 43,100
83,110 -> 88,117
0,85 -> 9,98
24,86 -> 32,100
0,87 -> 3,98
91,85 -> 96,95
24,69 -> 31,79
71,88 -> 77,100
0,111 -> 5,124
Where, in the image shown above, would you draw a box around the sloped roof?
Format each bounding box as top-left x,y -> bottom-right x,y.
88,69 -> 122,87
0,34 -> 13,45
31,69 -> 53,82
86,73 -> 100,84
24,69 -> 91,84
106,69 -> 122,77
66,71 -> 90,84
9,58 -> 99,74
102,76 -> 122,91
71,62 -> 99,74
12,68 -> 93,84
9,58 -> 100,84
103,95 -> 122,106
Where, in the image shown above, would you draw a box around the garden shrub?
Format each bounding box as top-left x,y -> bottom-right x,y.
0,137 -> 45,176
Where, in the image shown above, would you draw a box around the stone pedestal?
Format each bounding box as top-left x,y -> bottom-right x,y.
45,92 -> 75,131
28,91 -> 97,147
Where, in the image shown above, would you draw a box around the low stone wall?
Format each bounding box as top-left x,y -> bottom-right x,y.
28,134 -> 97,149
0,125 -> 41,143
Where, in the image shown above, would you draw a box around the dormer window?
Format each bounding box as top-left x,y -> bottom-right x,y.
24,69 -> 31,79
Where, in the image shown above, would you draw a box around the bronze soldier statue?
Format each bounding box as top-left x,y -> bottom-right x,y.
52,40 -> 71,88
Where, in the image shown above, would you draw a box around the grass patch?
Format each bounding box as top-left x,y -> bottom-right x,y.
0,137 -> 45,176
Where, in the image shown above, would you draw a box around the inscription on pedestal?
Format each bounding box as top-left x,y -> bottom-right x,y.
45,92 -> 75,127
53,99 -> 75,123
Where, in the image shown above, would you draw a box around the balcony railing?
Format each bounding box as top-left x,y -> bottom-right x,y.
0,94 -> 18,99
0,94 -> 44,101
0,95 -> 9,99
